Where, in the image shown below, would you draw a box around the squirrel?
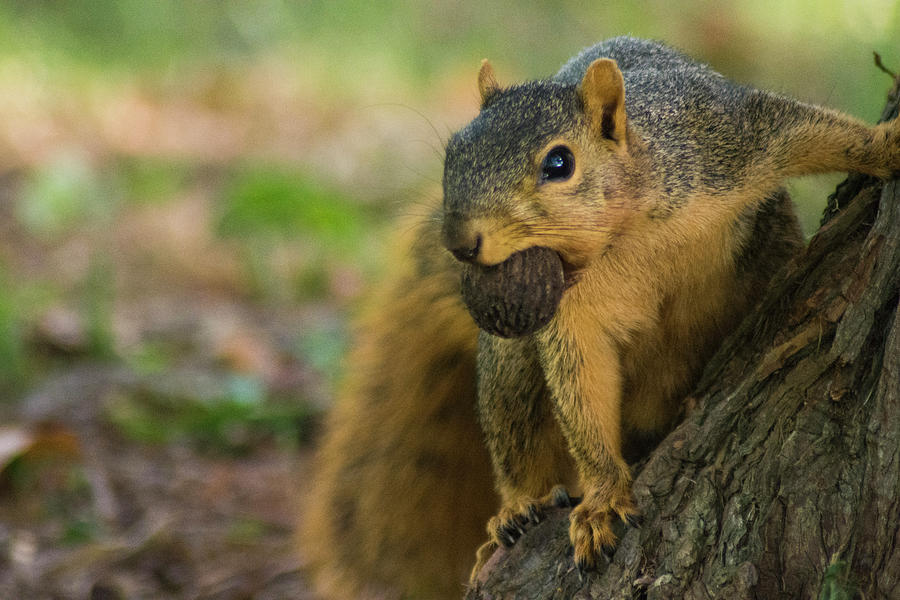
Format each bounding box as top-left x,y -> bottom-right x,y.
302,37 -> 900,598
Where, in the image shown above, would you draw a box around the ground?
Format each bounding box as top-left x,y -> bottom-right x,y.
0,293 -> 323,599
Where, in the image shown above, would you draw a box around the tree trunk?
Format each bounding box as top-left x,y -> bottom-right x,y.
466,78 -> 900,600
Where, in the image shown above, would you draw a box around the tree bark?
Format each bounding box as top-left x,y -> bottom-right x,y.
466,78 -> 900,600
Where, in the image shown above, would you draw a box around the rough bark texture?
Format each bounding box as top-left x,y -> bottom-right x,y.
467,80 -> 900,600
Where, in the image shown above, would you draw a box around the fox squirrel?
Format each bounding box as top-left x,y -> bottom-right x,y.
302,37 -> 900,598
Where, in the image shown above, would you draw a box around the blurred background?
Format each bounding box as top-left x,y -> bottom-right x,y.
0,1 -> 896,598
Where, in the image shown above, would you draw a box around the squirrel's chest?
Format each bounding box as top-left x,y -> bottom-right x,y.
535,246 -> 746,424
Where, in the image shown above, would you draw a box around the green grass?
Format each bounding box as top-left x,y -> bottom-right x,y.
2,451 -> 100,546
0,266 -> 27,391
106,373 -> 316,453
115,157 -> 194,206
82,254 -> 116,359
217,164 -> 369,247
17,152 -> 112,239
216,163 -> 378,299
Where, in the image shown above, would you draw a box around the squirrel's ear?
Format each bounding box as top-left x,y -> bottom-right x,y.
579,58 -> 627,146
478,59 -> 500,107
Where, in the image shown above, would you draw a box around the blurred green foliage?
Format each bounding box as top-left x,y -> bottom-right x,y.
217,164 -> 374,300
82,253 -> 116,359
107,373 -> 316,454
17,152 -> 110,238
0,0 -> 260,71
218,165 -> 367,247
2,1 -> 897,103
3,451 -> 99,546
0,266 -> 27,389
115,157 -> 193,206
295,316 -> 346,386
123,341 -> 175,376
1,0 -> 898,438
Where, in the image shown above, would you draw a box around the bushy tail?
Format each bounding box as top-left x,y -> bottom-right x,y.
301,212 -> 496,599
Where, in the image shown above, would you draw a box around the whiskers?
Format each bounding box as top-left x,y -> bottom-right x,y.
349,102 -> 453,228
362,101 -> 451,163
514,219 -> 618,244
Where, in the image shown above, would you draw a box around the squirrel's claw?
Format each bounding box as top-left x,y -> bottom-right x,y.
469,539 -> 499,583
568,484 -> 640,570
487,495 -> 551,549
625,512 -> 644,529
601,542 -> 617,561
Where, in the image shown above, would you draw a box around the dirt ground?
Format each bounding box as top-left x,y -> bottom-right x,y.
0,295 -> 326,599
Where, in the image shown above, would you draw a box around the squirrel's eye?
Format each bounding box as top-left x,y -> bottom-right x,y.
540,146 -> 575,182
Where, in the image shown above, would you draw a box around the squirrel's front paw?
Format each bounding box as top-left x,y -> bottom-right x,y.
490,486 -> 579,546
487,497 -> 544,547
468,499 -> 540,583
470,487 -> 577,582
568,487 -> 641,571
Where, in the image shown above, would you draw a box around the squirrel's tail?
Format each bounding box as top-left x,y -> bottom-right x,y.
301,211 -> 496,599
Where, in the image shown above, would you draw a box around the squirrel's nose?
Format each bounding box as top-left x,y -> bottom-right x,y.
449,234 -> 482,263
442,215 -> 482,263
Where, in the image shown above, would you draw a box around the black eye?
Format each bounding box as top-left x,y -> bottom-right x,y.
540,146 -> 575,182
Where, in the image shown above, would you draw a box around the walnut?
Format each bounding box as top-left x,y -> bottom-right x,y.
460,246 -> 565,338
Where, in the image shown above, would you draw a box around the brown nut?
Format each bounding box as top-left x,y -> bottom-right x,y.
460,246 -> 565,337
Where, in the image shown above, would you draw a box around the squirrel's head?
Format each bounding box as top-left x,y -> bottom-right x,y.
442,58 -> 634,273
